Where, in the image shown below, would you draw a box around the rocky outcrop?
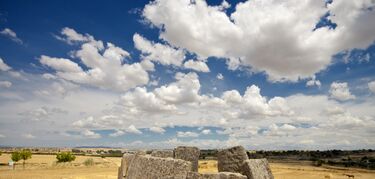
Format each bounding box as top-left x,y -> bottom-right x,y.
174,146 -> 200,172
217,146 -> 249,173
151,150 -> 174,158
241,159 -> 274,179
187,172 -> 247,179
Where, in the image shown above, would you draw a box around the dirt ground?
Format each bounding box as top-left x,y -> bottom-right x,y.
1,154 -> 375,179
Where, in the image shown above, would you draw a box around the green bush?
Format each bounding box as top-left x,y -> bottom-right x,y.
56,152 -> 76,162
83,158 -> 95,166
11,151 -> 21,162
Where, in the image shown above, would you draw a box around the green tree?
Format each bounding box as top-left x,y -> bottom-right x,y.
11,151 -> 21,170
20,150 -> 32,169
56,152 -> 76,162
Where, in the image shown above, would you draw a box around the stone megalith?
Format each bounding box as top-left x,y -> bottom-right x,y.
125,154 -> 192,179
217,146 -> 249,173
118,154 -> 191,179
174,146 -> 200,172
118,153 -> 137,179
241,159 -> 274,179
187,172 -> 247,179
150,150 -> 174,158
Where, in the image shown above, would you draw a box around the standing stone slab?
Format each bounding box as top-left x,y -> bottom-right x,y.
150,150 -> 174,158
241,159 -> 274,179
174,146 -> 200,172
217,146 -> 249,173
187,172 -> 247,179
118,153 -> 137,179
126,154 -> 192,179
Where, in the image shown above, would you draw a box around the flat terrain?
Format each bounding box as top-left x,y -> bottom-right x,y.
1,154 -> 374,179
198,160 -> 375,179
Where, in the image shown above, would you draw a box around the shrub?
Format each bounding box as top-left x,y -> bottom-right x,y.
11,151 -> 21,162
11,151 -> 22,170
314,159 -> 324,167
83,158 -> 95,166
18,149 -> 32,169
56,152 -> 76,162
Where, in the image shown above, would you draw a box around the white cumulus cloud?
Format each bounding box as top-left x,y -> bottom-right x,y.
329,82 -> 355,101
183,60 -> 210,72
142,0 -> 375,82
41,28 -> 151,92
133,33 -> 185,66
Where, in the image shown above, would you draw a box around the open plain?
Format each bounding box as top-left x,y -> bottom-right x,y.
1,154 -> 374,179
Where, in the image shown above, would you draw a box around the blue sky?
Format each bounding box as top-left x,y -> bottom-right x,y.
0,0 -> 375,150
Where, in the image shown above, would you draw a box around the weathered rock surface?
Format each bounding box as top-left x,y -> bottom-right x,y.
187,172 -> 247,179
118,153 -> 137,179
150,150 -> 174,158
241,159 -> 274,179
217,146 -> 249,173
119,154 -> 192,179
174,146 -> 200,172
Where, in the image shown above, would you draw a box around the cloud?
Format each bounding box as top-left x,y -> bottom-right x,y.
0,58 -> 11,71
119,87 -> 177,115
0,134 -> 5,138
306,76 -> 321,87
201,129 -> 211,135
142,0 -> 375,82
133,33 -> 185,66
19,106 -> 67,121
183,60 -> 210,72
177,131 -> 199,138
216,73 -> 224,80
41,28 -> 151,91
155,72 -> 201,104
80,129 -> 101,139
126,125 -> 142,134
72,116 -> 123,129
149,126 -> 166,134
329,82 -> 355,101
40,55 -> 83,72
368,81 -> 375,93
221,85 -> 294,117
23,133 -> 35,139
0,81 -> 12,88
109,129 -> 125,137
0,28 -> 23,44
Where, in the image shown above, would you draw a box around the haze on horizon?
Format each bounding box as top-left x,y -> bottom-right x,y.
0,0 -> 375,150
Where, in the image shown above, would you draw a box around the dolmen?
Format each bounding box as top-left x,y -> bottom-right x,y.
217,146 -> 274,179
118,145 -> 273,179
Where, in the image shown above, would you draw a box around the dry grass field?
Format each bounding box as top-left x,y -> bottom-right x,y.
1,154 -> 375,179
198,160 -> 375,179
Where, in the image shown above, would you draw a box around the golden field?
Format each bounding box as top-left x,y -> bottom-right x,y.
0,154 -> 374,179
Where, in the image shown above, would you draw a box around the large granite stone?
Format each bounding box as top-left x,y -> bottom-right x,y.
118,153 -> 137,179
217,146 -> 249,173
174,146 -> 200,172
187,172 -> 247,179
241,159 -> 274,179
123,154 -> 192,179
150,150 -> 174,158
